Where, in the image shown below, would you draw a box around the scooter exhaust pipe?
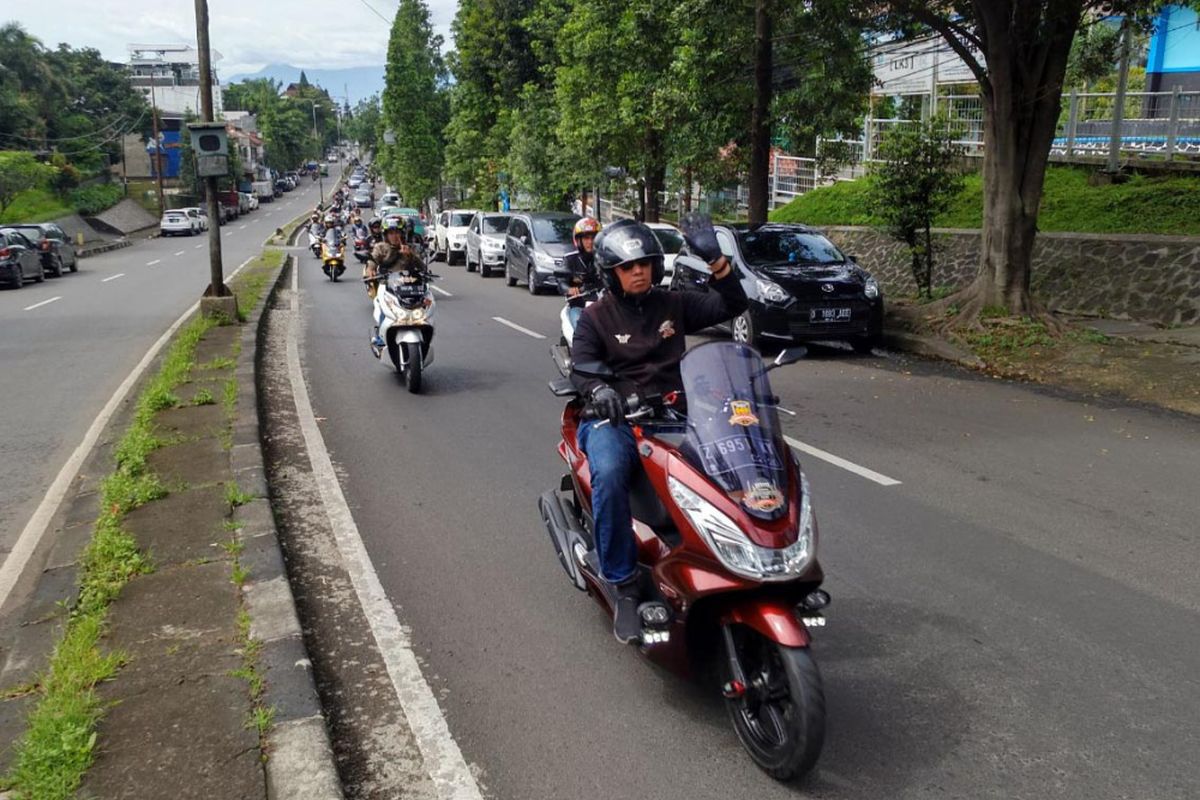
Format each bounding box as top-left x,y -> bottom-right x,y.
538,490 -> 587,591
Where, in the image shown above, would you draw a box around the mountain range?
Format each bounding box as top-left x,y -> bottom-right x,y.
224,64 -> 385,105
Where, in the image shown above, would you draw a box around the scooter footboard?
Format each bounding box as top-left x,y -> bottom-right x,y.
720,597 -> 811,648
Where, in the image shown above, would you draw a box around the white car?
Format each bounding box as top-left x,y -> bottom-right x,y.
434,208 -> 479,265
178,207 -> 208,231
378,191 -> 400,209
160,210 -> 199,237
464,211 -> 513,277
647,222 -> 685,284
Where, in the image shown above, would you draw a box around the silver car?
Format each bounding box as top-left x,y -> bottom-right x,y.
465,212 -> 513,277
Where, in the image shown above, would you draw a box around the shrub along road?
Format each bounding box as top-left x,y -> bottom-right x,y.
280,253 -> 1200,798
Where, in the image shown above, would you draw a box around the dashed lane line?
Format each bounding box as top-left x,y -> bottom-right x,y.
101,273 -> 125,282
23,296 -> 61,311
491,316 -> 545,339
195,244 -> 204,249
174,250 -> 185,256
430,284 -> 453,298
146,259 -> 161,266
784,435 -> 902,487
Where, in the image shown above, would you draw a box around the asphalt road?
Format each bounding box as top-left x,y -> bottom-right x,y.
296,255 -> 1200,799
0,179 -> 324,555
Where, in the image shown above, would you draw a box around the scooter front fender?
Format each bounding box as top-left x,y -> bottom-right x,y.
720,597 -> 811,648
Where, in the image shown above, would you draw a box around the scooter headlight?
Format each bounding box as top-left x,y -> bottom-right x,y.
410,307 -> 426,322
667,474 -> 813,582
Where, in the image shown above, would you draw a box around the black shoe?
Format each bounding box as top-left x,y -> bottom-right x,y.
612,579 -> 641,644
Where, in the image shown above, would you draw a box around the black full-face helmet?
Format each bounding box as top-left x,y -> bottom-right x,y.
593,218 -> 665,295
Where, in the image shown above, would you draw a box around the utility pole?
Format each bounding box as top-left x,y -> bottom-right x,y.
194,0 -> 230,302
310,102 -> 324,205
150,83 -> 166,215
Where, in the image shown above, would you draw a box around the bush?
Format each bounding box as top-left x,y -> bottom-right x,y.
69,184 -> 123,216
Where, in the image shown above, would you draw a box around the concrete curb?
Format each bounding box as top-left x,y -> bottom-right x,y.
232,250 -> 344,800
883,326 -> 985,369
77,239 -> 133,259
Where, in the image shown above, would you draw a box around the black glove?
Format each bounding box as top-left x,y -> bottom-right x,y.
680,212 -> 723,265
590,385 -> 625,426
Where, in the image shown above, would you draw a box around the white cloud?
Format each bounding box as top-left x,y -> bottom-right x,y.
5,0 -> 459,76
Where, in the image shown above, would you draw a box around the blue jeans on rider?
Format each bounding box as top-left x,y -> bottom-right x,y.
578,419 -> 639,585
566,306 -> 583,333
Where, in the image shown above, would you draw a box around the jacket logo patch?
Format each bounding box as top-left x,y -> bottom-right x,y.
658,320 -> 676,339
614,334 -> 631,344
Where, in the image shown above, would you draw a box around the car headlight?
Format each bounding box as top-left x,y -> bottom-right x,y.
864,278 -> 880,299
484,238 -> 504,251
755,278 -> 790,304
667,474 -> 813,582
534,251 -> 555,268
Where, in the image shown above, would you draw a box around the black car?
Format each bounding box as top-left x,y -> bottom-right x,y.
0,228 -> 46,287
504,212 -> 579,294
672,222 -> 883,352
7,222 -> 78,277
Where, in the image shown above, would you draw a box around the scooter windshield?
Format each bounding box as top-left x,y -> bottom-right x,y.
679,342 -> 789,520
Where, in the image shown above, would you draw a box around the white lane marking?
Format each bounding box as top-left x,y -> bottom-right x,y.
101,273 -> 125,283
286,263 -> 484,799
223,230 -> 232,237
239,224 -> 247,230
492,316 -> 545,339
195,244 -> 204,249
23,296 -> 61,311
146,259 -> 161,266
0,254 -> 257,613
430,284 -> 453,297
784,435 -> 902,487
174,250 -> 185,256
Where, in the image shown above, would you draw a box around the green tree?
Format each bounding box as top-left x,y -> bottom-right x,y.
871,116 -> 965,298
0,151 -> 55,215
345,95 -> 382,154
381,0 -> 447,208
876,0 -> 1199,321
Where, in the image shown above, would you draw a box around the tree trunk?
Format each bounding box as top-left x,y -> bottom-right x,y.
683,166 -> 693,214
747,0 -> 772,224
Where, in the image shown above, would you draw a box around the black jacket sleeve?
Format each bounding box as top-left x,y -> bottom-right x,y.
569,311 -> 607,398
682,265 -> 749,334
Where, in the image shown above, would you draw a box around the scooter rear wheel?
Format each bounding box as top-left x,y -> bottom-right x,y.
723,627 -> 825,782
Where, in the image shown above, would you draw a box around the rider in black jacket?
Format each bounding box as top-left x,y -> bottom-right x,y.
557,217 -> 603,296
570,216 -> 747,642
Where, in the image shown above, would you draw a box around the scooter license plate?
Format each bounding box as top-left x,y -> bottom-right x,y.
810,307 -> 851,323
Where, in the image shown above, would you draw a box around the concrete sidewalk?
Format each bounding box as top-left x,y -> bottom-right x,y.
0,255 -> 341,798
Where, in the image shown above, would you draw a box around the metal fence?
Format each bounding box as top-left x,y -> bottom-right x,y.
1054,88 -> 1200,159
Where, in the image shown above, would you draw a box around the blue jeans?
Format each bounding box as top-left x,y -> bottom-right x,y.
578,419 -> 639,584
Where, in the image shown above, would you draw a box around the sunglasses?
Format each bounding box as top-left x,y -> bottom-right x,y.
617,259 -> 654,272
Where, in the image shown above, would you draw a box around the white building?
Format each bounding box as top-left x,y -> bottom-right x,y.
127,43 -> 224,119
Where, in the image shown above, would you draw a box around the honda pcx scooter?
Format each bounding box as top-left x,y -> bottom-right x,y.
365,268 -> 437,393
320,231 -> 346,281
538,341 -> 828,781
308,226 -> 323,259
558,287 -> 601,350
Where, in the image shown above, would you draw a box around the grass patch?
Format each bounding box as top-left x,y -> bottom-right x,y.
231,248 -> 286,322
222,378 -> 238,417
2,310 -> 221,797
198,355 -> 236,371
0,187 -> 74,225
225,482 -> 255,508
771,166 -> 1200,236
231,607 -> 274,749
191,387 -> 215,406
955,316 -> 1057,363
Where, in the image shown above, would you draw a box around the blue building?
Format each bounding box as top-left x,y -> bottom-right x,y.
1146,5 -> 1200,94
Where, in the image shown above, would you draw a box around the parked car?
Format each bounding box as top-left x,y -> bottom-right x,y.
379,191 -> 400,208
274,178 -> 289,195
0,228 -> 45,287
237,192 -> 253,214
7,222 -> 77,276
647,222 -> 684,285
434,209 -> 478,265
504,211 -> 580,294
179,207 -> 208,232
218,202 -> 237,224
353,190 -> 373,209
160,209 -> 200,237
347,174 -> 363,189
465,212 -> 512,277
671,222 -> 883,352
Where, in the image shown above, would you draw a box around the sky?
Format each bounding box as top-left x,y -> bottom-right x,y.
5,0 -> 459,77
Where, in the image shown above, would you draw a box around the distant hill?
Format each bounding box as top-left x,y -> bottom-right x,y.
225,64 -> 385,105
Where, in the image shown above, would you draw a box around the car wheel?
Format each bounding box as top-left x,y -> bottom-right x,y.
480,261 -> 491,278
52,255 -> 64,278
505,259 -> 517,287
466,254 -> 476,273
731,310 -> 757,346
32,263 -> 45,283
9,270 -> 23,289
527,267 -> 540,295
68,252 -> 77,273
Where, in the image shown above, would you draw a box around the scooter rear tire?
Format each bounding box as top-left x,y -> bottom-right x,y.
723,628 -> 825,782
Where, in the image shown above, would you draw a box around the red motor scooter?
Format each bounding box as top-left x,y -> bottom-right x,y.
539,340 -> 829,781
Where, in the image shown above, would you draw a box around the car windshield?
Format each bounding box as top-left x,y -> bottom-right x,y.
450,212 -> 474,227
678,342 -> 789,521
482,215 -> 511,234
737,229 -> 845,266
652,227 -> 685,254
531,217 -> 576,243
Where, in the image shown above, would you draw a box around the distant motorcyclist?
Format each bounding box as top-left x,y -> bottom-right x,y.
558,217 -> 603,297
365,218 -> 427,332
368,217 -> 384,245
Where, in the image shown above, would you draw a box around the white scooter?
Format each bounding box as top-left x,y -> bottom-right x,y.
366,268 -> 437,393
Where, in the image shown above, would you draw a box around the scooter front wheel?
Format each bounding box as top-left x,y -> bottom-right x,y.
722,627 -> 825,782
403,343 -> 422,393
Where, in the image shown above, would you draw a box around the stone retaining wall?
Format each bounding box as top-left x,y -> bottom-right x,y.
822,226 -> 1200,326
